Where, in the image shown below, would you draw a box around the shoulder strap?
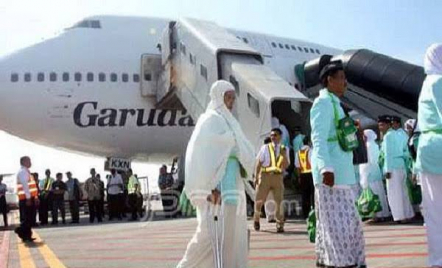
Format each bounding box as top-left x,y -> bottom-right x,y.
326,91 -> 340,127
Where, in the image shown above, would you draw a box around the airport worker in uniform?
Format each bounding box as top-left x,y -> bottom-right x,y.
38,169 -> 54,225
66,171 -> 81,223
51,173 -> 67,225
177,80 -> 255,268
85,169 -> 103,223
310,61 -> 366,268
416,43 -> 442,267
253,128 -> 289,233
15,156 -> 38,242
378,115 -> 415,223
359,129 -> 391,221
0,175 -> 8,228
107,169 -> 124,220
127,168 -> 140,221
294,136 -> 314,219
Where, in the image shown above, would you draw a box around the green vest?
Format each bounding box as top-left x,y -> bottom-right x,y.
128,175 -> 139,194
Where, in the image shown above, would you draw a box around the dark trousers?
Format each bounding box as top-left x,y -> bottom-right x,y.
69,200 -> 80,223
39,196 -> 51,224
161,191 -> 178,218
108,194 -> 120,220
128,194 -> 138,220
119,193 -> 127,217
300,173 -> 315,219
0,196 -> 8,227
87,200 -> 102,223
52,199 -> 65,224
16,199 -> 34,240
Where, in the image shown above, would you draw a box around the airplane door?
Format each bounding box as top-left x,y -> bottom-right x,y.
140,53 -> 162,97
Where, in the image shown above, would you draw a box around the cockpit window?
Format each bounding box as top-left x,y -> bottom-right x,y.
71,20 -> 101,29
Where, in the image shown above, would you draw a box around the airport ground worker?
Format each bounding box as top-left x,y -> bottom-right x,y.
359,129 -> 391,221
158,165 -> 174,218
310,61 -> 366,268
272,117 -> 290,148
66,171 -> 81,223
107,169 -> 124,220
416,43 -> 442,267
15,156 -> 38,242
127,168 -> 140,221
51,173 -> 67,225
294,136 -> 314,219
0,175 -> 8,228
177,80 -> 254,268
38,169 -> 54,225
254,128 -> 289,233
378,116 -> 415,223
85,169 -> 103,223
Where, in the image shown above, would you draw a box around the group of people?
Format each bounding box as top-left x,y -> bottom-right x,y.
11,156 -> 144,242
176,43 -> 442,268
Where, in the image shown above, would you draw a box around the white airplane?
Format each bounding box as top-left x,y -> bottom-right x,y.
0,15 -> 423,165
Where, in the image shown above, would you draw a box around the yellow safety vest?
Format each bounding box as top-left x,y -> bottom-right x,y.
298,148 -> 312,174
261,143 -> 285,174
17,173 -> 38,200
128,175 -> 140,194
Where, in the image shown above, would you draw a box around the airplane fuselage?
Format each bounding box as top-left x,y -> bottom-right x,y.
0,16 -> 340,161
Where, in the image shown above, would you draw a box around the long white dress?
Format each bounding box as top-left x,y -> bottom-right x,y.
177,80 -> 255,268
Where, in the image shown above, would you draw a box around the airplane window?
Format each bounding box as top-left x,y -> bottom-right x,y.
111,73 -> 118,82
291,45 -> 296,50
37,73 -> 44,82
285,44 -> 290,50
87,72 -> 94,82
180,42 -> 186,55
122,73 -> 128,82
144,73 -> 151,81
99,73 -> 106,82
133,74 -> 140,82
63,72 -> 69,82
297,46 -> 302,51
75,72 -> 82,82
271,42 -> 277,48
200,65 -> 207,80
189,53 -> 195,65
247,93 -> 260,117
24,73 -> 31,82
278,43 -> 283,49
242,38 -> 249,44
11,73 -> 19,82
310,48 -> 315,53
304,47 -> 309,53
50,72 -> 57,82
316,49 -> 321,54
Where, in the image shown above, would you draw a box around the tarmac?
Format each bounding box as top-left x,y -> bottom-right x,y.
0,203 -> 429,268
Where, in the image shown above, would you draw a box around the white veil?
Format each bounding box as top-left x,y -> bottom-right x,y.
184,80 -> 255,206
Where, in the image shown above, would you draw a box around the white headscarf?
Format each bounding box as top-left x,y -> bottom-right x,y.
184,80 -> 255,206
359,129 -> 381,188
424,43 -> 442,75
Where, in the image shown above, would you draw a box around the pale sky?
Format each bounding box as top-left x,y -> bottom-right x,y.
0,0 -> 441,191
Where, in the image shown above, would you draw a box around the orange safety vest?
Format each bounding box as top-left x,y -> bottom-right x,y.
298,148 -> 312,174
17,172 -> 38,200
261,143 -> 285,174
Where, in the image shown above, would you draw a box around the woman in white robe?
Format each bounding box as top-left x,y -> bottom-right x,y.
359,129 -> 391,221
177,80 -> 255,268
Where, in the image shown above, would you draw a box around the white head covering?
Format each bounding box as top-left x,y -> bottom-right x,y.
185,80 -> 255,206
359,129 -> 382,188
404,119 -> 416,131
424,43 -> 442,75
271,117 -> 280,128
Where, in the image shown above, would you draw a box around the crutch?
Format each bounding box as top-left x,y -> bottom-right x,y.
213,214 -> 223,268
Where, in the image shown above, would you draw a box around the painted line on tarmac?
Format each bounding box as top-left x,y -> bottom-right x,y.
33,231 -> 67,268
17,240 -> 37,268
0,231 -> 11,268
